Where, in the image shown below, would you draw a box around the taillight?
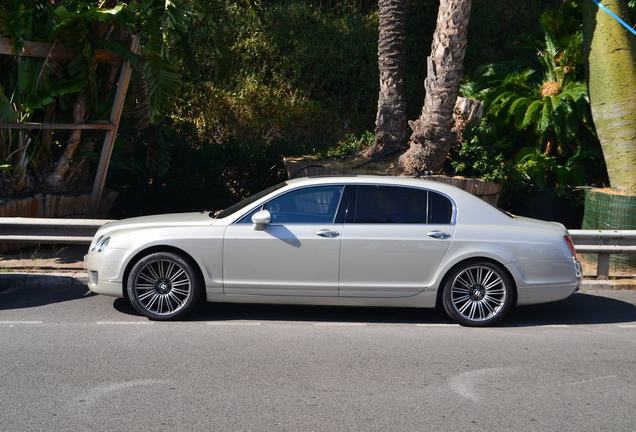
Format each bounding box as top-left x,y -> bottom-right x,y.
564,235 -> 577,258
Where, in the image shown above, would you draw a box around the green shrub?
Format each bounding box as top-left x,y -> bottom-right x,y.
453,0 -> 606,198
450,122 -> 511,184
322,131 -> 375,158
110,0 -> 576,216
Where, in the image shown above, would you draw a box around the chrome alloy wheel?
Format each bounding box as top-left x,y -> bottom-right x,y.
133,258 -> 192,316
450,265 -> 507,322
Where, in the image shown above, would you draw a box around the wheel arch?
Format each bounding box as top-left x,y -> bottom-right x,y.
122,245 -> 206,300
434,257 -> 518,309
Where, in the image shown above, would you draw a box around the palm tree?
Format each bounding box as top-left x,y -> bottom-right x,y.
399,0 -> 471,175
583,0 -> 636,193
366,0 -> 408,158
581,0 -> 636,268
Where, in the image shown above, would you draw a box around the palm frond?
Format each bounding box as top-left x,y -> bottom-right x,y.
521,100 -> 543,130
131,69 -> 151,130
143,52 -> 181,123
536,97 -> 552,135
511,97 -> 536,128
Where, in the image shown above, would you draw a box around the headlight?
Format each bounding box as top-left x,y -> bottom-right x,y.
96,237 -> 110,252
90,235 -> 103,252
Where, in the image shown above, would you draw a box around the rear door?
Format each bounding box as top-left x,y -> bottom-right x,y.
339,185 -> 455,297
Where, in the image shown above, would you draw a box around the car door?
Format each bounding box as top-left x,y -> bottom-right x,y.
223,185 -> 344,297
339,185 -> 455,298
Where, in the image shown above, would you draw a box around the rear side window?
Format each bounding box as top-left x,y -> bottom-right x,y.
428,191 -> 453,224
353,186 -> 428,224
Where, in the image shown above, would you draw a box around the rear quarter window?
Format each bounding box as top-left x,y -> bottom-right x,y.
428,191 -> 453,224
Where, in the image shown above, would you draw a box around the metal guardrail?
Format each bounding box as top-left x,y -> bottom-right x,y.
569,230 -> 636,279
0,218 -> 634,279
0,217 -> 111,245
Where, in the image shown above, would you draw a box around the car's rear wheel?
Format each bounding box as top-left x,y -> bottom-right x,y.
442,261 -> 514,326
127,252 -> 202,320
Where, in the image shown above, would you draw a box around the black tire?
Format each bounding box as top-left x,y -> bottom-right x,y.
127,251 -> 202,320
442,261 -> 514,327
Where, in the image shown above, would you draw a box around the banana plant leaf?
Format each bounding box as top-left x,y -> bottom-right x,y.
0,87 -> 18,123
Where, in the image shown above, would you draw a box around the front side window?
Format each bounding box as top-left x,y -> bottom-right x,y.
240,186 -> 343,224
353,186 -> 428,224
214,182 -> 287,219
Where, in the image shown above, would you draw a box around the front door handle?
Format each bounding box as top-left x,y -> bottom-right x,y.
315,229 -> 340,238
427,230 -> 451,239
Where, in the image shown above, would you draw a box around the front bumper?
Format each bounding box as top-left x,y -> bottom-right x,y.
83,248 -> 131,298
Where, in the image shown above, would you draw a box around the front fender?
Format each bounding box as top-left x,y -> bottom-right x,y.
106,225 -> 225,293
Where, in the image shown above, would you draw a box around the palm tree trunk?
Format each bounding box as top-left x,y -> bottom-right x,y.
366,0 -> 408,158
583,0 -> 636,193
399,0 -> 471,175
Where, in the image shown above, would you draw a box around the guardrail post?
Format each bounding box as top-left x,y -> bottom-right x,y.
597,253 -> 610,279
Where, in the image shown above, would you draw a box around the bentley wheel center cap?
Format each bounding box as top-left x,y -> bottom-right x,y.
471,286 -> 485,300
156,279 -> 171,294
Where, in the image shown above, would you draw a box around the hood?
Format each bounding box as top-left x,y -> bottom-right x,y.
96,212 -> 215,236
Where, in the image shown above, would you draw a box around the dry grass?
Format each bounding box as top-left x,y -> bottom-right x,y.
590,188 -> 635,196
578,253 -> 636,278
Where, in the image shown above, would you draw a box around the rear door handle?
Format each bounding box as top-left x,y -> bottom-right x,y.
315,229 -> 340,238
427,230 -> 451,239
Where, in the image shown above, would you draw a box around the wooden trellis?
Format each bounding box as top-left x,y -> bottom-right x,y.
0,35 -> 140,216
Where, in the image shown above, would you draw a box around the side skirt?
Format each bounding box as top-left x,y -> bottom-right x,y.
205,291 -> 437,308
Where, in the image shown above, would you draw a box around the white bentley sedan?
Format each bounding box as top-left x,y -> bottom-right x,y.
85,176 -> 582,326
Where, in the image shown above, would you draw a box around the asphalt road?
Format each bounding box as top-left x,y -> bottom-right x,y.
1,280 -> 636,432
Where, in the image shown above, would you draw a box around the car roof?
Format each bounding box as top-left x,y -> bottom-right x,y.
285,175 -> 463,195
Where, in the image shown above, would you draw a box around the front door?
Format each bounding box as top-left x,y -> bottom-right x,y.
339,185 -> 455,297
223,185 -> 344,297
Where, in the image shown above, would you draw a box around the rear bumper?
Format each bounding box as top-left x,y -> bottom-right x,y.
516,281 -> 579,305
83,248 -> 129,298
507,259 -> 582,306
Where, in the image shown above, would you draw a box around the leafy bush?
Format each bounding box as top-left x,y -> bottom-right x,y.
113,0 -> 573,215
322,131 -> 375,158
453,0 -> 606,199
174,77 -> 339,152
450,122 -> 511,183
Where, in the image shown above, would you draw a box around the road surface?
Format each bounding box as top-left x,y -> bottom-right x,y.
1,280 -> 635,431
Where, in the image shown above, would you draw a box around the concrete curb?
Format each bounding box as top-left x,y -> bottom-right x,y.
0,272 -> 88,289
580,279 -> 636,290
1,271 -> 635,291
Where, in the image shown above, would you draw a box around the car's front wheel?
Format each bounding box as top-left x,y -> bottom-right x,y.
127,252 -> 202,320
442,261 -> 514,326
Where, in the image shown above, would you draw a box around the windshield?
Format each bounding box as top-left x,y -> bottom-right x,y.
212,182 -> 287,219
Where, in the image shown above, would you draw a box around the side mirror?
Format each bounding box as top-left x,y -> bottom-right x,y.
251,209 -> 271,230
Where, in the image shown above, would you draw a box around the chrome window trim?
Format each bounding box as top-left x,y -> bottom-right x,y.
331,185 -> 347,224
230,182 -> 457,226
427,189 -> 456,225
426,189 -> 430,225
